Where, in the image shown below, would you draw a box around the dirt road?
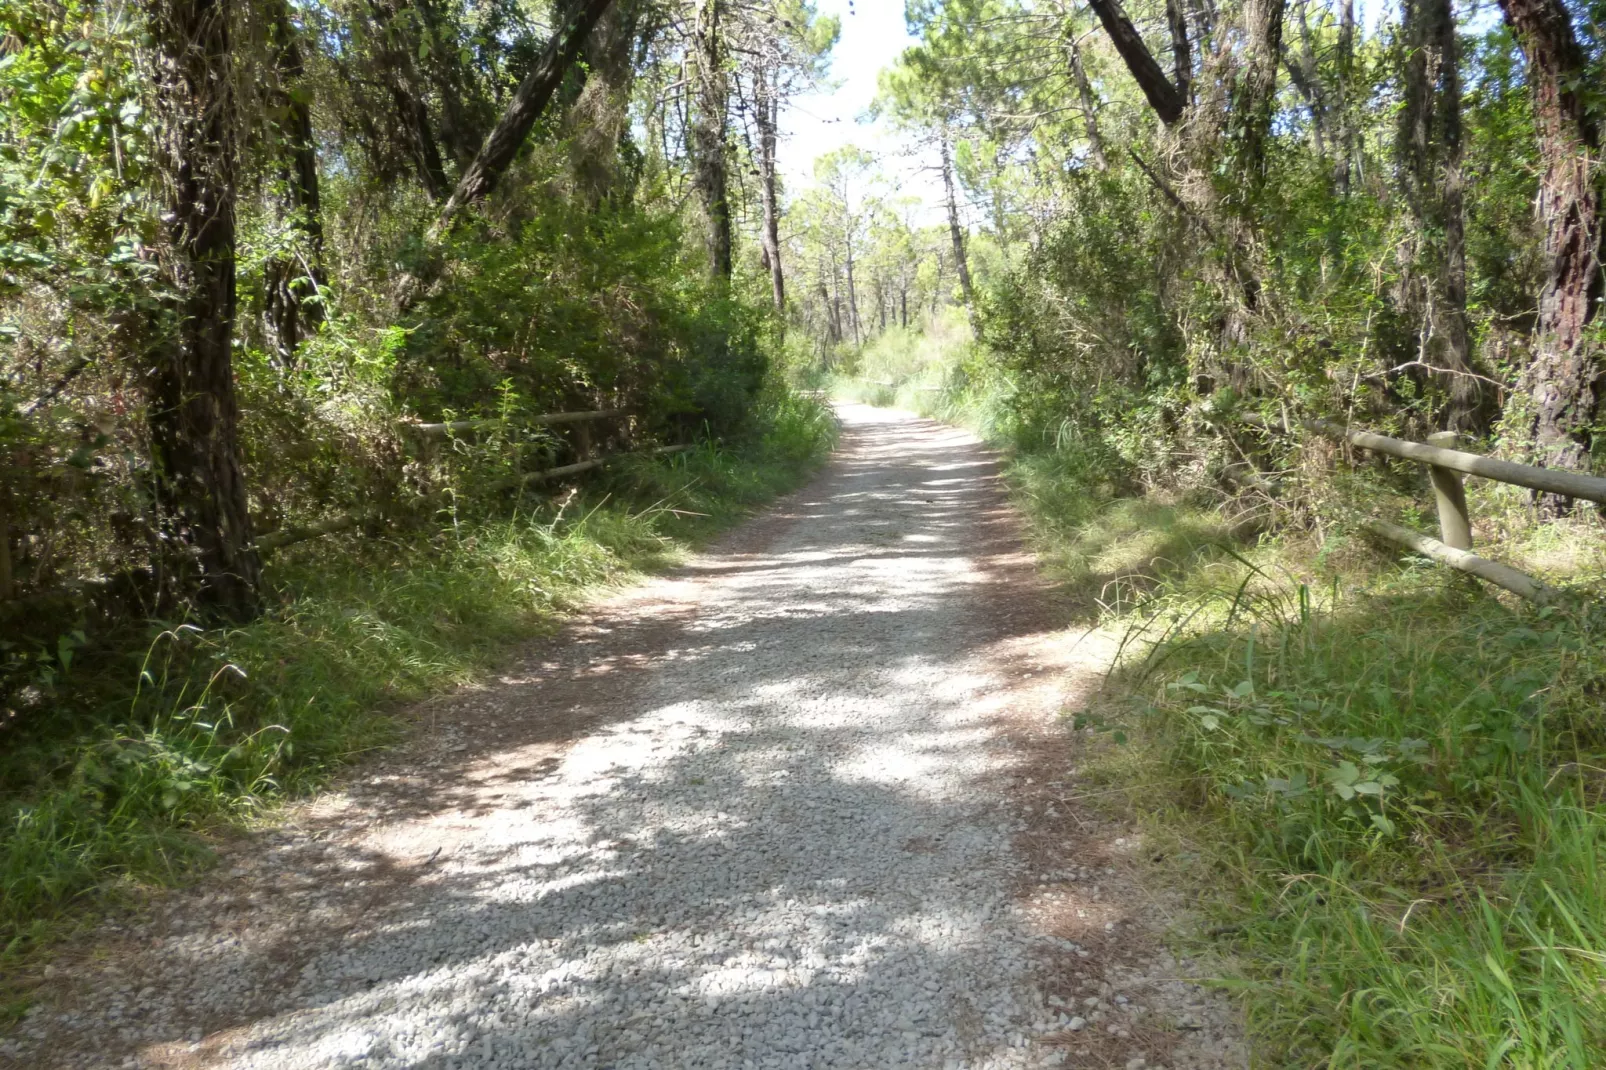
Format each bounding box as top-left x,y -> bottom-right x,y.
9,405 -> 1241,1070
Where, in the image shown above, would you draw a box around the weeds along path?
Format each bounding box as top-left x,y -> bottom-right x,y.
14,405 -> 1242,1070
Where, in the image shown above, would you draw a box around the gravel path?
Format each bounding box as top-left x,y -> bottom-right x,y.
8,405 -> 1244,1070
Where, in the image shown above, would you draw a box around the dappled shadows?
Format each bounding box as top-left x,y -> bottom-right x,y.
64,404 -> 1083,1070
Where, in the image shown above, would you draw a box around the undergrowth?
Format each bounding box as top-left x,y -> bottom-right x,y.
0,390 -> 836,968
1089,547 -> 1606,1067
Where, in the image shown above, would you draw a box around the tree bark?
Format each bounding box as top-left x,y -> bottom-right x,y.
690,0 -> 732,281
1065,32 -> 1108,171
1399,0 -> 1481,430
1231,0 -> 1284,190
1165,0 -> 1192,100
1283,0 -> 1329,157
842,243 -> 862,346
1498,0 -> 1603,494
147,0 -> 260,619
415,0 -> 484,169
940,135 -> 979,337
1334,0 -> 1356,192
754,69 -> 786,311
566,0 -> 641,209
263,0 -> 324,368
1086,0 -> 1186,125
432,0 -> 616,236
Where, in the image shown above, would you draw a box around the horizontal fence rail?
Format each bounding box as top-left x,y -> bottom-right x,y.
255,444 -> 693,555
1240,413 -> 1606,504
400,409 -> 624,437
1234,412 -> 1595,604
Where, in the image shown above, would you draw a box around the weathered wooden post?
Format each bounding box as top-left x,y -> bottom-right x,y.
1426,431 -> 1473,550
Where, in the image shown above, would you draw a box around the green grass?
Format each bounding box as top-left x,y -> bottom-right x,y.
1011,460 -> 1606,1067
0,390 -> 837,968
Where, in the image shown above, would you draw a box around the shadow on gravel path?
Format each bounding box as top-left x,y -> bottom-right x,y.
12,405 -> 1243,1070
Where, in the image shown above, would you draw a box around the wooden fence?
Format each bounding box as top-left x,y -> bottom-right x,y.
1237,413 -> 1606,604
257,409 -> 689,554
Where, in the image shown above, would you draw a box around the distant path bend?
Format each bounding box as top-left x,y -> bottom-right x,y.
16,405 -> 1243,1070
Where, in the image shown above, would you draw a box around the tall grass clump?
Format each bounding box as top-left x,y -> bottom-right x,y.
0,394 -> 836,955
1093,548 -> 1606,1066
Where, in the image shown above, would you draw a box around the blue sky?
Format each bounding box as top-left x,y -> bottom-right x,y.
773,0 -> 950,222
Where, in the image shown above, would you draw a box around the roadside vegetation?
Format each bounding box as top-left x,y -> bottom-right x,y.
2,0 -> 840,967
9,0 -> 1606,1058
836,323 -> 1606,1065
0,396 -> 834,960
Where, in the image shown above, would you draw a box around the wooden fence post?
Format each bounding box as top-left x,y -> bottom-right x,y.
1426,431 -> 1473,551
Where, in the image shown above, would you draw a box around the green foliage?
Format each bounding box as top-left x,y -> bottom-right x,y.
0,397 -> 835,951
1001,444 -> 1606,1066
1123,569 -> 1606,1066
402,209 -> 766,433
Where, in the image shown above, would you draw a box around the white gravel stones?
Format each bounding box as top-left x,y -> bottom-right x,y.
7,406 -> 1242,1069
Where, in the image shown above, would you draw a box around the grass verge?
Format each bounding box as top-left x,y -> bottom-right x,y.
0,390 -> 837,979
1014,461 -> 1606,1066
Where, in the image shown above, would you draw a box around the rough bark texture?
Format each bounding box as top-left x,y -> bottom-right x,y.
1398,0 -> 1481,430
1498,0 -> 1603,493
1065,32 -> 1109,171
263,0 -> 324,368
755,72 -> 786,311
1284,0 -> 1330,157
1087,0 -> 1186,125
1165,0 -> 1192,100
1231,0 -> 1284,190
415,0 -> 484,169
433,0 -> 616,235
941,135 -> 979,338
845,247 -> 861,346
147,0 -> 261,619
1334,0 -> 1356,192
566,0 -> 640,209
690,0 -> 732,281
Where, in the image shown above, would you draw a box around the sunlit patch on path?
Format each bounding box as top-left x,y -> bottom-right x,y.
16,405 -> 1241,1070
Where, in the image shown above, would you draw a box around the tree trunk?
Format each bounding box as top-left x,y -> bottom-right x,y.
690,0 -> 732,281
366,0 -> 450,200
147,0 -> 260,620
1399,0 -> 1482,431
941,135 -> 979,337
1231,0 -> 1284,190
755,71 -> 785,311
1065,32 -> 1109,171
1283,0 -> 1329,157
432,0 -> 616,236
263,0 -> 324,369
1498,0 -> 1604,496
1087,0 -> 1186,125
566,0 -> 640,209
845,247 -> 862,346
415,0 -> 483,169
1334,0 -> 1356,192
1165,0 -> 1192,100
